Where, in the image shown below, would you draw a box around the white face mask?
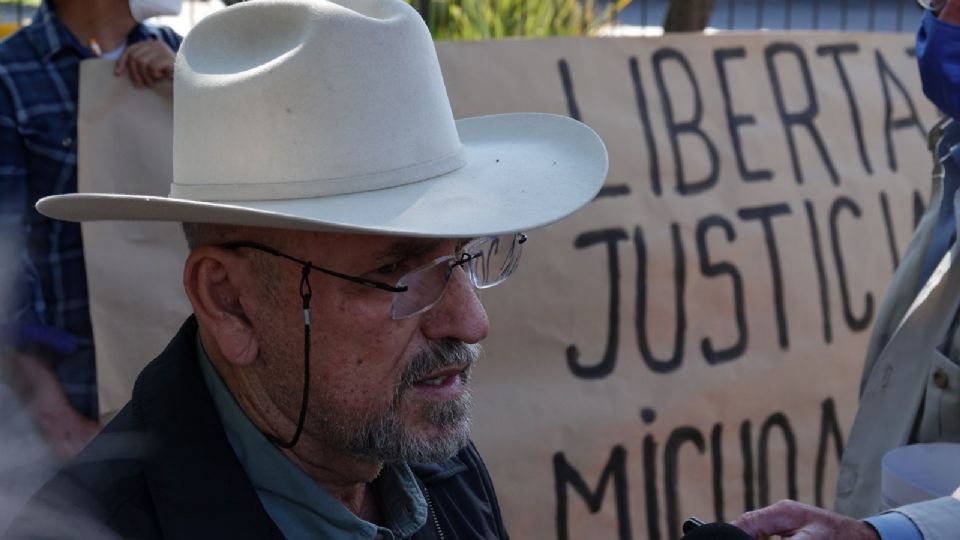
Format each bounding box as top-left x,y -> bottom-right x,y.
128,0 -> 184,22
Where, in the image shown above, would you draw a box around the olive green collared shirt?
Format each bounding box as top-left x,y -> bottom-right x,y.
196,341 -> 428,540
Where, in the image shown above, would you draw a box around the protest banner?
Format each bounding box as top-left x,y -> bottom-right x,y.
78,32 -> 937,539
77,60 -> 190,423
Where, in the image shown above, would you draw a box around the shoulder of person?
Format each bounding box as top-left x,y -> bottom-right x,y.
141,23 -> 183,51
3,406 -> 161,540
0,26 -> 40,63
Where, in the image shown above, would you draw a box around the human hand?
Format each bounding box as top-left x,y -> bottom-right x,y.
114,39 -> 176,87
6,351 -> 103,462
38,405 -> 101,463
731,500 -> 879,540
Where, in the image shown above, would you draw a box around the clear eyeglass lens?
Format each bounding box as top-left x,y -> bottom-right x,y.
391,255 -> 454,319
463,234 -> 523,288
389,233 -> 525,320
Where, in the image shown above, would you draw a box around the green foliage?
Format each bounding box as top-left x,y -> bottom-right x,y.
409,0 -> 629,40
0,0 -> 41,6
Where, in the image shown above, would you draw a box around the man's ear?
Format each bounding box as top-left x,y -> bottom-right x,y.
183,247 -> 259,366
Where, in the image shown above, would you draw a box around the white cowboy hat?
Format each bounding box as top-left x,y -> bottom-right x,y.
37,0 -> 608,238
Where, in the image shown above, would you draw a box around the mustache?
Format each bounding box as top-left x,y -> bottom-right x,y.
400,339 -> 482,387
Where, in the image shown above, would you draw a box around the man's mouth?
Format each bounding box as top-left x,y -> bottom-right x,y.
420,375 -> 454,386
411,366 -> 469,396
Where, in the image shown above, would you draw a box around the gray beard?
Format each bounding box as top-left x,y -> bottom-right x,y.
318,339 -> 481,464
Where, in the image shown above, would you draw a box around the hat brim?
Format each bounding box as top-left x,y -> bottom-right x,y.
37,113 -> 608,238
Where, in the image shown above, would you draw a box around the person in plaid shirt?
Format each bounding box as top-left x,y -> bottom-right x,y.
0,0 -> 182,462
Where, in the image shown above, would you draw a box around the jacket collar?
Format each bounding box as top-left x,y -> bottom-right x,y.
132,317 -> 285,540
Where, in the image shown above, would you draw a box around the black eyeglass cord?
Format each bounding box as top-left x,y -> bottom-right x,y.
266,263 -> 313,449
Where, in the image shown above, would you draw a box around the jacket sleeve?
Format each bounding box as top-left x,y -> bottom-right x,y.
892,496 -> 960,539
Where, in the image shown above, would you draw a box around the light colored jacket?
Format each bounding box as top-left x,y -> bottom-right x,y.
835,119 -> 960,537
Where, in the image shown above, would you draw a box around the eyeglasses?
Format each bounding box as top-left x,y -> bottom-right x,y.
217,233 -> 527,320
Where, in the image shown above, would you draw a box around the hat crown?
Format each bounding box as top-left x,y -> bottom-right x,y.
171,0 -> 465,201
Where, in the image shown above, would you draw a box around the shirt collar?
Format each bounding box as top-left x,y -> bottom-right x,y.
26,2 -> 158,63
196,339 -> 428,539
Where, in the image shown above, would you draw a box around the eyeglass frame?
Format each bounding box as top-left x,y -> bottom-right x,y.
215,233 -> 527,319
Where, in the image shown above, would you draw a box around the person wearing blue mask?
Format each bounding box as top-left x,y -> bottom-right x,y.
730,1 -> 960,538
0,0 -> 182,463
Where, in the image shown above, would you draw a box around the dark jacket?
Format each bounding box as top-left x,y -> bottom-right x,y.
5,319 -> 509,540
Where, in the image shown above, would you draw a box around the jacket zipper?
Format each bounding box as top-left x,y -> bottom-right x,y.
422,487 -> 446,540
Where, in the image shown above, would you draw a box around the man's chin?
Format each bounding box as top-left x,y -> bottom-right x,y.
336,391 -> 473,464
382,430 -> 470,464
381,412 -> 471,464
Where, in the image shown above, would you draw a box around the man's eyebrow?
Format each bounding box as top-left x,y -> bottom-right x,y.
376,239 -> 446,261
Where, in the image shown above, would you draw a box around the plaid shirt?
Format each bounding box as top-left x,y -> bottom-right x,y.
0,4 -> 181,418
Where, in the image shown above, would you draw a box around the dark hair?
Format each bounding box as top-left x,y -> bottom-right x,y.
181,222 -> 201,250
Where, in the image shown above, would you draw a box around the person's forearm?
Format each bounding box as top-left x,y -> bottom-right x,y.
6,351 -> 78,426
3,351 -> 100,461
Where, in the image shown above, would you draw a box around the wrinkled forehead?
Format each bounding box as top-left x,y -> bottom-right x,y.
264,228 -> 463,263
373,236 -> 458,261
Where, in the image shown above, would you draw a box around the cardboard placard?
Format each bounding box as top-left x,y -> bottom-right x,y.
77,60 -> 191,423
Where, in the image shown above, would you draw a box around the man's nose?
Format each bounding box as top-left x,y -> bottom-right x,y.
420,267 -> 489,344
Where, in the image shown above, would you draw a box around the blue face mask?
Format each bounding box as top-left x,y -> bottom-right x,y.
917,9 -> 960,119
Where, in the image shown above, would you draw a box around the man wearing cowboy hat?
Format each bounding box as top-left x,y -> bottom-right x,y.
4,0 -> 607,538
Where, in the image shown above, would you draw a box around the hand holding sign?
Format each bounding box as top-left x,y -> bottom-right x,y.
114,39 -> 176,87
731,500 -> 879,540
